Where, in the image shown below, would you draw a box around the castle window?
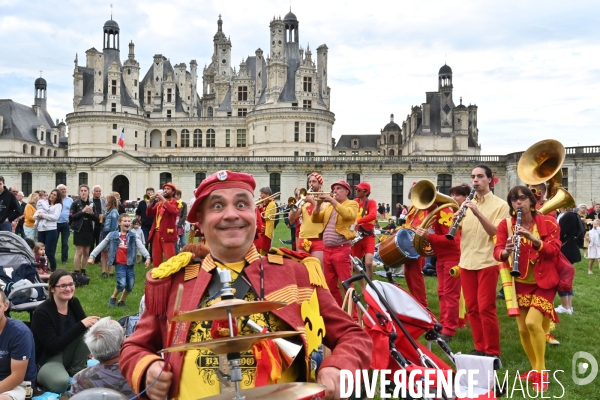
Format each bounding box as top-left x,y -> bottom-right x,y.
55,172 -> 67,187
269,173 -> 281,195
54,135 -> 57,144
111,103 -> 116,112
339,151 -> 346,156
389,149 -> 394,156
146,113 -> 150,118
294,122 -> 299,142
111,80 -> 117,95
54,150 -> 57,157
351,151 -> 359,156
305,152 -> 315,156
134,79 -> 137,86
238,86 -> 248,101
78,172 -> 88,186
237,129 -> 246,147
181,129 -> 190,147
40,131 -> 44,141
113,124 -> 117,129
207,107 -> 213,117
167,110 -> 171,119
294,151 -> 299,157
159,173 -> 172,188
238,108 -> 247,117
561,168 -> 569,191
226,129 -> 230,147
135,131 -> 138,138
437,174 -> 452,195
147,91 -> 151,104
22,172 -> 32,196
193,129 -> 202,147
303,77 -> 312,92
135,93 -> 137,99
303,100 -> 312,109
347,173 -> 360,198
390,135 -> 394,145
292,102 -> 298,107
351,139 -> 359,149
112,136 -> 117,144
22,144 -> 27,154
392,173 -> 404,206
128,69 -> 131,75
135,144 -> 137,151
305,123 -> 315,143
206,129 -> 215,147
365,151 -> 372,156
195,172 -> 207,187
167,89 -> 172,103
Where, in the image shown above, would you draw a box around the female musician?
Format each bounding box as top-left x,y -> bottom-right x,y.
415,184 -> 470,342
494,186 -> 561,391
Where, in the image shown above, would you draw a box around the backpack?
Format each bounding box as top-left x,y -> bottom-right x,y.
574,213 -> 586,248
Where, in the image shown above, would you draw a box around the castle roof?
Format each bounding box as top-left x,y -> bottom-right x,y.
439,64 -> 452,74
103,19 -> 119,30
334,135 -> 380,150
0,100 -> 56,145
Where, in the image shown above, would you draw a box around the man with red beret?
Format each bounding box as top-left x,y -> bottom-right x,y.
351,181 -> 377,279
121,170 -> 372,400
146,182 -> 181,268
288,172 -> 326,265
312,181 -> 358,306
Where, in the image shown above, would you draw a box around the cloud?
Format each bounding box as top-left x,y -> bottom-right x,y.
0,0 -> 599,155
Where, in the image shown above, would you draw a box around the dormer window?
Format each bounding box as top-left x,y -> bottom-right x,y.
351,139 -> 359,149
40,131 -> 44,141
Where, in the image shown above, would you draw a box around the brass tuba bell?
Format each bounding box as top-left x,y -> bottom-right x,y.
411,179 -> 457,210
517,139 -> 565,185
539,187 -> 575,215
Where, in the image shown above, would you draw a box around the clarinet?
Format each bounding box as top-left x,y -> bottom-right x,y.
446,185 -> 478,240
510,208 -> 523,277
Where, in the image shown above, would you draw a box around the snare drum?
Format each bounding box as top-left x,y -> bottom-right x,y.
376,228 -> 420,268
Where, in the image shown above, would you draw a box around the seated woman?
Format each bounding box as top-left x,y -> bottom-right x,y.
31,270 -> 100,393
493,186 -> 561,392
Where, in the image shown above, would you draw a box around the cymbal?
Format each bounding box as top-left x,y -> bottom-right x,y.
201,382 -> 326,400
171,299 -> 288,322
161,331 -> 301,354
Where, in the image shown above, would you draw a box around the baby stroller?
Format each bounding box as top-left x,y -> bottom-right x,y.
344,256 -> 498,399
0,232 -> 49,322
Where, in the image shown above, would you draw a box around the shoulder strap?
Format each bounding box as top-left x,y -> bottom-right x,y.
361,199 -> 369,218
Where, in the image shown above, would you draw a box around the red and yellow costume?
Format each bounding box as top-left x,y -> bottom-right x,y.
120,246 -> 372,399
146,186 -> 182,268
257,199 -> 276,255
494,214 -> 561,323
401,205 -> 431,308
351,197 -> 377,258
423,206 -> 462,336
493,213 -> 561,382
296,201 -> 325,253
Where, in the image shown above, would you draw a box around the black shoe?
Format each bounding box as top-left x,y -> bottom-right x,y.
102,272 -> 108,278
109,274 -> 114,278
469,350 -> 485,356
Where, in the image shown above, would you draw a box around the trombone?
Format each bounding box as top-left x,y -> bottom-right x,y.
143,190 -> 164,202
255,192 -> 280,206
289,189 -> 333,212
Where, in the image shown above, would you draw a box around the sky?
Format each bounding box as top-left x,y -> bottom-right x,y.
1,0 -> 599,155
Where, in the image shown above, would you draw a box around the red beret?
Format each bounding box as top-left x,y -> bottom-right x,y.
162,182 -> 177,192
187,170 -> 256,223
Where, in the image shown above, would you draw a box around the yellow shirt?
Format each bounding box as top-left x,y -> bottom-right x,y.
459,191 -> 510,270
298,202 -> 325,239
179,261 -> 298,399
263,201 -> 277,239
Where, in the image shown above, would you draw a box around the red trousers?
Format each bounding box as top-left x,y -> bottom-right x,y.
151,233 -> 176,268
323,244 -> 352,307
461,266 -> 500,356
436,260 -> 461,336
404,257 -> 428,308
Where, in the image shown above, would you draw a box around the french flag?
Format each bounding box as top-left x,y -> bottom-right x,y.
117,127 -> 125,148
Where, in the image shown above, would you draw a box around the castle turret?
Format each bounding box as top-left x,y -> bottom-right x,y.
254,48 -> 264,102
316,44 -> 329,109
190,60 -> 198,116
438,64 -> 453,134
123,41 -> 140,105
152,54 -> 165,107
34,76 -> 47,109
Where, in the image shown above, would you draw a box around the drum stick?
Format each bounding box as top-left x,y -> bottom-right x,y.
167,284 -> 184,347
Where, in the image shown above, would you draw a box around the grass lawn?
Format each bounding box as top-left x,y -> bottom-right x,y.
13,221 -> 599,399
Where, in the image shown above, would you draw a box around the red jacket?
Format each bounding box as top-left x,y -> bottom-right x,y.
146,199 -> 180,243
494,213 -> 561,289
354,198 -> 377,229
424,205 -> 461,263
120,248 -> 373,398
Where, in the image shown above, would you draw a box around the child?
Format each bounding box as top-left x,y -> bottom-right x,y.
87,213 -> 151,307
587,219 -> 600,274
33,242 -> 51,281
131,219 -> 145,263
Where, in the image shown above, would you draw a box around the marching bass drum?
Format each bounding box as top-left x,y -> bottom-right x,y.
377,229 -> 420,269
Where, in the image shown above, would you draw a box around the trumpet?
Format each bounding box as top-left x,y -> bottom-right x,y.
255,192 -> 280,206
143,190 -> 164,202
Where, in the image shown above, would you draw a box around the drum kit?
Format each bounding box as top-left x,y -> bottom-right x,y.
375,179 -> 458,268
165,268 -> 324,400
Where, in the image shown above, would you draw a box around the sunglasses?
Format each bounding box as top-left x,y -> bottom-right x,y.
510,195 -> 529,202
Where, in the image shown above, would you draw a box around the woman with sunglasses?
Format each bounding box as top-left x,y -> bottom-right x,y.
493,186 -> 562,392
31,270 -> 100,393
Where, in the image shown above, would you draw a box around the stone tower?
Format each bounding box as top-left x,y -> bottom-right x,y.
123,41 -> 140,106
438,64 -> 454,134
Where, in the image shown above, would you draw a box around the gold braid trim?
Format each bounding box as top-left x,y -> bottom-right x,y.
517,293 -> 558,322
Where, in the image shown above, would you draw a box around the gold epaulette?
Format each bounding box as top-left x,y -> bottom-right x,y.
301,257 -> 328,290
151,252 -> 193,279
267,253 -> 284,265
